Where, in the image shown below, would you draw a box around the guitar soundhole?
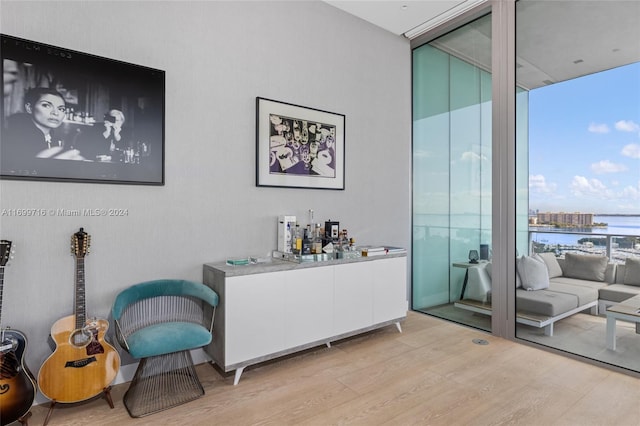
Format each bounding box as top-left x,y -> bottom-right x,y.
69,328 -> 93,348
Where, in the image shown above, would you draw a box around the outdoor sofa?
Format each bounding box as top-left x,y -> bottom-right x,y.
455,253 -> 640,336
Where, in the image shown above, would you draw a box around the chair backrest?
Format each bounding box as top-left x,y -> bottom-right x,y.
112,279 -> 219,321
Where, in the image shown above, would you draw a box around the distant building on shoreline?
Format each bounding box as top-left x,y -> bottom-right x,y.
535,212 -> 595,226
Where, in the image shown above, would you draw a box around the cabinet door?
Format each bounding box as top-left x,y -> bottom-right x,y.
225,272 -> 286,365
372,257 -> 408,323
333,262 -> 373,335
284,266 -> 334,348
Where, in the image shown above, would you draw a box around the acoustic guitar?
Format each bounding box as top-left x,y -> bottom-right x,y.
38,228 -> 120,403
0,240 -> 36,426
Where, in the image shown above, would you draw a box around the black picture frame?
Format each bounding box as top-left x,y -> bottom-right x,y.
1,34 -> 165,185
256,97 -> 345,190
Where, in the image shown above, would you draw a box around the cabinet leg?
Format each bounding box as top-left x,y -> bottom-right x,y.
395,322 -> 402,333
326,342 -> 331,348
233,367 -> 245,386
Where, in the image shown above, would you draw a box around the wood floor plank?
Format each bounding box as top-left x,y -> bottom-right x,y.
555,372 -> 640,425
24,311 -> 639,425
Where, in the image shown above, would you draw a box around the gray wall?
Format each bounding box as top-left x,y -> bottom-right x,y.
0,1 -> 411,373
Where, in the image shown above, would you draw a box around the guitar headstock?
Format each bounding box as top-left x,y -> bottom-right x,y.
71,228 -> 91,259
1,240 -> 13,267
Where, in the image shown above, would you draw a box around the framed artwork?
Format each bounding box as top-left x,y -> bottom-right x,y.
1,34 -> 165,185
256,97 -> 345,190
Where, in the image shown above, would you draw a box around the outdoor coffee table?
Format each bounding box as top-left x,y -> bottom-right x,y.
606,294 -> 640,350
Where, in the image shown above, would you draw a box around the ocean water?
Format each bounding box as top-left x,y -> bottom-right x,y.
530,215 -> 640,246
413,214 -> 639,246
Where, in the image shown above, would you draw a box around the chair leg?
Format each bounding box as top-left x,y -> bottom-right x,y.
123,351 -> 205,418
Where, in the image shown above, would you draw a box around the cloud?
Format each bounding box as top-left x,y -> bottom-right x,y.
590,160 -> 628,174
621,183 -> 640,200
614,120 -> 640,133
460,151 -> 487,162
529,174 -> 557,194
588,123 -> 610,134
570,175 -> 613,198
622,143 -> 640,159
413,149 -> 433,159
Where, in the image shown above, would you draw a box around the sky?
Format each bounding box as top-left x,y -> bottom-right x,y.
528,61 -> 640,215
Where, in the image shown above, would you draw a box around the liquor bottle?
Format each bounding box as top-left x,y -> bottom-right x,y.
302,227 -> 311,255
292,223 -> 302,255
312,223 -> 322,254
340,229 -> 349,250
335,230 -> 345,256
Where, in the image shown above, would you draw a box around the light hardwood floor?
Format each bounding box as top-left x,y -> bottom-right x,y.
26,311 -> 640,425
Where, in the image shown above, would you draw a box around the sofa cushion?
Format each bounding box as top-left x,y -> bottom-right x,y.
562,253 -> 608,282
537,252 -> 563,279
516,288 -> 578,317
599,284 -> 640,303
623,257 -> 640,286
547,282 -> 599,306
518,255 -> 549,291
604,263 -> 617,284
549,276 -> 608,291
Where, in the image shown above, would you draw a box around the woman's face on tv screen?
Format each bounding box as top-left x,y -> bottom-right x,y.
29,94 -> 66,129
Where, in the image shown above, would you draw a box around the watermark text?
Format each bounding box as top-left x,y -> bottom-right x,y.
1,208 -> 129,217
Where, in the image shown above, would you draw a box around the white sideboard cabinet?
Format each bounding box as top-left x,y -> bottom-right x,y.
203,254 -> 407,385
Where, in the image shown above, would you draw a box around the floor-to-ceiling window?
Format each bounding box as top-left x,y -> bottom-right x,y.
412,14 -> 493,332
514,0 -> 640,374
412,0 -> 640,376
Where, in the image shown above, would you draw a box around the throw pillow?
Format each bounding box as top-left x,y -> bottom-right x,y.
562,253 -> 608,282
536,252 -> 563,279
517,255 -> 549,291
623,257 -> 640,286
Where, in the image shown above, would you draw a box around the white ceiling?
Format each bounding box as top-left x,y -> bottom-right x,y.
324,0 -> 476,37
325,0 -> 640,90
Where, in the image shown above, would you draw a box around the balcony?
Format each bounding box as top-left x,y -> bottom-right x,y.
529,229 -> 640,263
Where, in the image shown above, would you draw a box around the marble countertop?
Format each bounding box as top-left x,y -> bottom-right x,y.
204,251 -> 406,277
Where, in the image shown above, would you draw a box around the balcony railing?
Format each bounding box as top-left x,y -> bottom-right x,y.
529,229 -> 640,263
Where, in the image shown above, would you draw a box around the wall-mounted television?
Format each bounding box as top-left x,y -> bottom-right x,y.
1,34 -> 165,185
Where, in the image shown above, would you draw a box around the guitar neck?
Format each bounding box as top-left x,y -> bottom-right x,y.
0,266 -> 4,329
75,258 -> 86,329
0,239 -> 11,331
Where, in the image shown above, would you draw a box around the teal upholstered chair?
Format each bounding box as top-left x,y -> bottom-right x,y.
112,279 -> 219,417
